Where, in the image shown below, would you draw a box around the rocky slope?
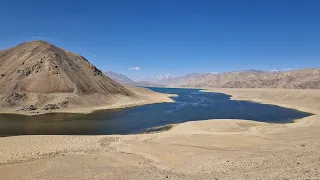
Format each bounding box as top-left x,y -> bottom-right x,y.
0,41 -> 132,95
0,41 -> 172,114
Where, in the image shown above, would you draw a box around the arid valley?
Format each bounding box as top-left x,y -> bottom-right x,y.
0,41 -> 319,179
1,1 -> 320,179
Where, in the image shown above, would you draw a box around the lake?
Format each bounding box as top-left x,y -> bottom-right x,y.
0,87 -> 313,136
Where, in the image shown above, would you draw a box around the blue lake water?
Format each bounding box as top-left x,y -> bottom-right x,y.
0,87 -> 313,136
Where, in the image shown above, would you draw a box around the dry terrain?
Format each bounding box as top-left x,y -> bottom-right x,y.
144,69 -> 320,89
0,88 -> 319,180
179,69 -> 320,89
0,41 -> 173,115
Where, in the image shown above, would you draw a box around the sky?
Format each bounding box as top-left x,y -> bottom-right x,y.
1,0 -> 320,79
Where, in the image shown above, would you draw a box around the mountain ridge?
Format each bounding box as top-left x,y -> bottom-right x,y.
104,71 -> 136,85
146,69 -> 320,89
104,71 -> 166,87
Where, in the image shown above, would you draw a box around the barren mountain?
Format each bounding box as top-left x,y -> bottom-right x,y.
133,81 -> 166,87
105,71 -> 166,87
175,69 -> 320,89
0,41 -> 132,95
0,41 -> 173,114
141,74 -> 176,84
104,71 -> 135,85
141,73 -> 211,86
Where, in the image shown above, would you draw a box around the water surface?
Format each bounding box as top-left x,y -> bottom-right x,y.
0,87 -> 313,136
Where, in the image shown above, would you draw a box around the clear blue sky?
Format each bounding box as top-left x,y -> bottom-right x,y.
1,0 -> 320,79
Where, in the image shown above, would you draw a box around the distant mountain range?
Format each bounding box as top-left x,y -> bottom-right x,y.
141,73 -> 211,86
104,71 -> 165,87
139,69 -> 320,89
104,71 -> 136,85
141,74 -> 175,82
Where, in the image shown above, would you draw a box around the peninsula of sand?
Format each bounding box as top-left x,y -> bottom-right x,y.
0,88 -> 319,179
0,41 -> 174,115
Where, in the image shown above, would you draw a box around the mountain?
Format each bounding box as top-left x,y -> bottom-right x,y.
104,71 -> 135,85
142,69 -> 320,89
141,73 -> 211,86
0,40 -> 171,114
141,74 -> 175,83
104,71 -> 166,87
174,69 -> 320,89
133,81 -> 166,87
0,41 -> 132,95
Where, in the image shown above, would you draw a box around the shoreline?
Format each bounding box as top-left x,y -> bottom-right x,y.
1,88 -> 320,179
0,90 -> 177,116
202,88 -> 320,115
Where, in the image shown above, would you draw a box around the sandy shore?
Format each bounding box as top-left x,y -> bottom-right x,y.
1,88 -> 320,179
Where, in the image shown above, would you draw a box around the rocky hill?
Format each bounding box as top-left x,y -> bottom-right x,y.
0,41 -> 172,114
0,41 -> 132,95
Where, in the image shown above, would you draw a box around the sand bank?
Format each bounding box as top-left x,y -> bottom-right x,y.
0,88 -> 320,179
